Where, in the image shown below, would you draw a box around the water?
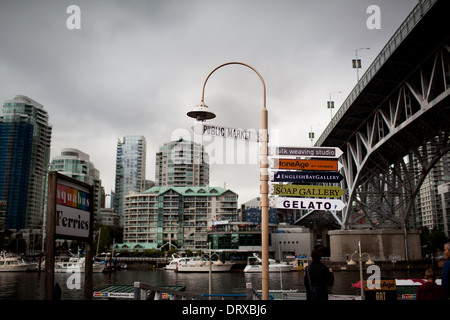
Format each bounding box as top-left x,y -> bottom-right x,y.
0,268 -> 426,300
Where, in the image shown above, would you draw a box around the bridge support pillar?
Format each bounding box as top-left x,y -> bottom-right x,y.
328,229 -> 421,262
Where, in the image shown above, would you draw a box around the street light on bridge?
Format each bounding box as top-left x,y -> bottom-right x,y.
187,62 -> 270,300
327,91 -> 341,120
353,47 -> 370,82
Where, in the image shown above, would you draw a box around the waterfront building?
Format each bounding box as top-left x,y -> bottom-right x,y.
124,186 -> 238,251
208,221 -> 312,262
114,135 -> 147,226
49,148 -> 103,223
0,95 -> 52,230
155,138 -> 209,187
241,197 -> 279,224
413,143 -> 450,232
98,208 -> 120,227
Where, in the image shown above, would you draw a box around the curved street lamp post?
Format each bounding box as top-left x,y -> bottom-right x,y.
187,62 -> 270,300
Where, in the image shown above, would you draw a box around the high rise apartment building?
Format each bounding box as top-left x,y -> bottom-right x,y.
155,138 -> 209,187
0,95 -> 52,230
49,148 -> 103,222
413,142 -> 450,233
114,135 -> 146,225
124,186 -> 238,250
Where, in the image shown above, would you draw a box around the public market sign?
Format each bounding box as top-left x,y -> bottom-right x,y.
192,123 -> 258,142
270,184 -> 344,198
269,146 -> 343,159
270,158 -> 342,171
270,197 -> 346,211
270,170 -> 344,183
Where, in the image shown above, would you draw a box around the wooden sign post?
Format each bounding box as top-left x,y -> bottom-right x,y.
45,171 -> 94,300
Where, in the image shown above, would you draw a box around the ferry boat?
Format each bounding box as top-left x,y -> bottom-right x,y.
244,253 -> 292,273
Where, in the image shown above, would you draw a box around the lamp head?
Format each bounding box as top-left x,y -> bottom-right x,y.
187,101 -> 216,121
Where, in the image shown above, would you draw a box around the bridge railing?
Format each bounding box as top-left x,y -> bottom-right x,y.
316,0 -> 437,147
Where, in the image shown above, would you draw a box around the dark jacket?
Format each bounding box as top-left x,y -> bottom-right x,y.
442,260 -> 450,295
415,281 -> 448,300
304,260 -> 334,300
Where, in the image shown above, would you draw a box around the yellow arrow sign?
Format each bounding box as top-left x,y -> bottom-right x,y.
271,184 -> 344,198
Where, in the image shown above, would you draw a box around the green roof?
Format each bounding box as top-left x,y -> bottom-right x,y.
115,243 -> 158,250
142,186 -> 236,196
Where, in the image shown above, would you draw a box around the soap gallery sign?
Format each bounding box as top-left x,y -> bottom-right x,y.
49,172 -> 93,241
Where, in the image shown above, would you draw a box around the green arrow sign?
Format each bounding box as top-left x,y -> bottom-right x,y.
270,184 -> 344,198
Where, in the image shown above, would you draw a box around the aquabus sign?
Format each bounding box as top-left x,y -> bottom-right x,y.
54,178 -> 92,240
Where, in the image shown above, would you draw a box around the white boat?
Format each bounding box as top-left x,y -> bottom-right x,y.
164,254 -> 192,270
0,252 -> 32,272
55,257 -> 105,273
244,253 -> 292,273
171,254 -> 234,272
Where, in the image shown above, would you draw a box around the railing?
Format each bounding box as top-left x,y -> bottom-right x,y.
316,0 -> 437,147
134,282 -> 199,300
133,282 -> 262,300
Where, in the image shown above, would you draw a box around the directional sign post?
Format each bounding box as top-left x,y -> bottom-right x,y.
270,158 -> 343,171
270,197 -> 346,211
269,146 -> 343,159
270,170 -> 344,184
270,184 -> 344,198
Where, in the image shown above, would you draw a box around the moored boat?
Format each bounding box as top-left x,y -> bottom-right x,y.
244,253 -> 292,273
0,252 -> 32,272
54,256 -> 105,273
171,253 -> 234,272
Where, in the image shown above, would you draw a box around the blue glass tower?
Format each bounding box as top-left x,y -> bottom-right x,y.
0,96 -> 52,230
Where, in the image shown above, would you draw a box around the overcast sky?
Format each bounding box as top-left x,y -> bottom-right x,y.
0,0 -> 417,206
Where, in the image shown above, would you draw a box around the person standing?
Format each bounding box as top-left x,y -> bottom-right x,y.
415,269 -> 447,300
442,242 -> 450,297
304,249 -> 334,300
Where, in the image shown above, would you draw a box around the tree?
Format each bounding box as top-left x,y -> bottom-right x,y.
419,226 -> 449,256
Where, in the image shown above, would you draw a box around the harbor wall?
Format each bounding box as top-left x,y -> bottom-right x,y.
329,229 -> 421,262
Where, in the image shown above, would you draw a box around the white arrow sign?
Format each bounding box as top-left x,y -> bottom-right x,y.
192,123 -> 259,142
269,197 -> 346,211
269,146 -> 343,158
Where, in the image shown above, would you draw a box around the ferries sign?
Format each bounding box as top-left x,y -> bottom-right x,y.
270,197 -> 346,211
270,184 -> 344,198
270,170 -> 344,183
270,158 -> 343,171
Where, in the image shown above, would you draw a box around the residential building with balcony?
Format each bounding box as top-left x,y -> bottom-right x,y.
123,186 -> 238,251
114,135 -> 147,226
155,138 -> 209,187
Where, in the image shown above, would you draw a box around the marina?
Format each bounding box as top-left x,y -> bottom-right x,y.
0,262 -> 428,300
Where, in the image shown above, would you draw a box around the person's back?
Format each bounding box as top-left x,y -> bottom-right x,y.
416,269 -> 447,300
304,250 -> 334,300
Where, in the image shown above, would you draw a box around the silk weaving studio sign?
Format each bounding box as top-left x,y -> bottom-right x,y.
55,183 -> 91,239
